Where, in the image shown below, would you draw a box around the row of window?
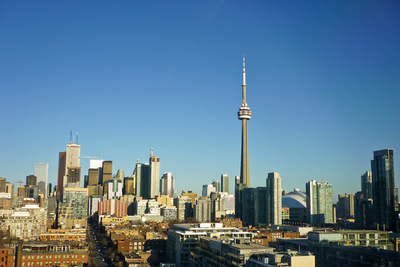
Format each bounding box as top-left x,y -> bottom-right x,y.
23,255 -> 85,259
22,261 -> 85,266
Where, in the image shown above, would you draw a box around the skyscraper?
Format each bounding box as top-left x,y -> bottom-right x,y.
160,172 -> 175,196
212,180 -> 220,193
221,174 -> 229,194
133,162 -> 150,198
150,153 -> 160,198
266,172 -> 282,225
306,180 -> 333,225
57,142 -> 80,197
26,175 -> 37,187
35,163 -> 48,197
361,171 -> 373,200
238,55 -> 251,187
337,193 -> 355,220
371,149 -> 397,230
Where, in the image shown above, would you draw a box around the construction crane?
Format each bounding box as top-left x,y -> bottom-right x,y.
16,181 -> 24,186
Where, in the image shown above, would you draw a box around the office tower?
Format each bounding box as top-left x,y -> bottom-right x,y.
87,168 -> 99,186
124,177 -> 135,195
35,163 -> 48,197
361,171 -> 373,200
107,178 -> 123,199
0,178 -> 6,193
337,193 -> 355,220
266,172 -> 282,225
354,191 -> 373,228
26,175 -> 37,187
57,152 -> 66,197
90,159 -> 104,169
17,186 -> 26,197
235,176 -> 240,186
66,167 -> 81,188
5,182 -> 14,199
212,180 -> 220,193
221,174 -> 229,194
115,169 -> 124,181
48,183 -> 52,196
371,149 -> 397,230
101,160 -> 112,195
57,142 -> 80,197
306,180 -> 333,225
133,152 -> 160,199
202,184 -> 216,197
26,186 -> 38,201
150,154 -> 160,198
235,183 -> 247,220
101,161 -> 112,185
133,162 -> 150,198
160,172 -> 175,196
238,55 -> 251,187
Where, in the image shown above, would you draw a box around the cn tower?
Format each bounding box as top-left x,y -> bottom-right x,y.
238,55 -> 251,187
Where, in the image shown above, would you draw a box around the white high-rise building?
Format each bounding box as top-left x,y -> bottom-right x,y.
35,163 -> 48,197
160,172 -> 175,196
90,159 -> 104,169
267,172 -> 282,225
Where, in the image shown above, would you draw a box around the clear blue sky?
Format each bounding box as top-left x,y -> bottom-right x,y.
1,1 -> 399,202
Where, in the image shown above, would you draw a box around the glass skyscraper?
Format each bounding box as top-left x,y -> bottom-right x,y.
371,149 -> 397,231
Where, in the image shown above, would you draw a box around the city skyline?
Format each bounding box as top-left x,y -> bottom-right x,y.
1,1 -> 399,201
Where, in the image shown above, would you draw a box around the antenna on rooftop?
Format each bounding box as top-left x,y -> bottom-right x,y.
76,132 -> 78,144
70,131 -> 73,144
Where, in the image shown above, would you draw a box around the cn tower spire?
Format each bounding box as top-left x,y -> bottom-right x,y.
238,55 -> 251,187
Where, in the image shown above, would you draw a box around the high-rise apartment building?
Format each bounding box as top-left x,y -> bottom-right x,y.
238,55 -> 251,187
306,180 -> 333,225
361,171 -> 372,200
371,149 -> 397,230
221,174 -> 229,194
35,163 -> 48,197
266,172 -> 282,225
195,197 -> 212,223
160,172 -> 175,196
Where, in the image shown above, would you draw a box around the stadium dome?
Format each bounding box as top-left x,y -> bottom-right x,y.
282,189 -> 306,208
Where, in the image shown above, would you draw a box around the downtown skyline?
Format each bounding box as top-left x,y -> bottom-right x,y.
1,1 -> 399,201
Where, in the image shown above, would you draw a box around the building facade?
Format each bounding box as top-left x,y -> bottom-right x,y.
371,149 -> 397,231
267,172 -> 282,225
306,180 -> 333,225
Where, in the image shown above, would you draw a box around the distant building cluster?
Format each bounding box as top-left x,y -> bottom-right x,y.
0,59 -> 398,267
